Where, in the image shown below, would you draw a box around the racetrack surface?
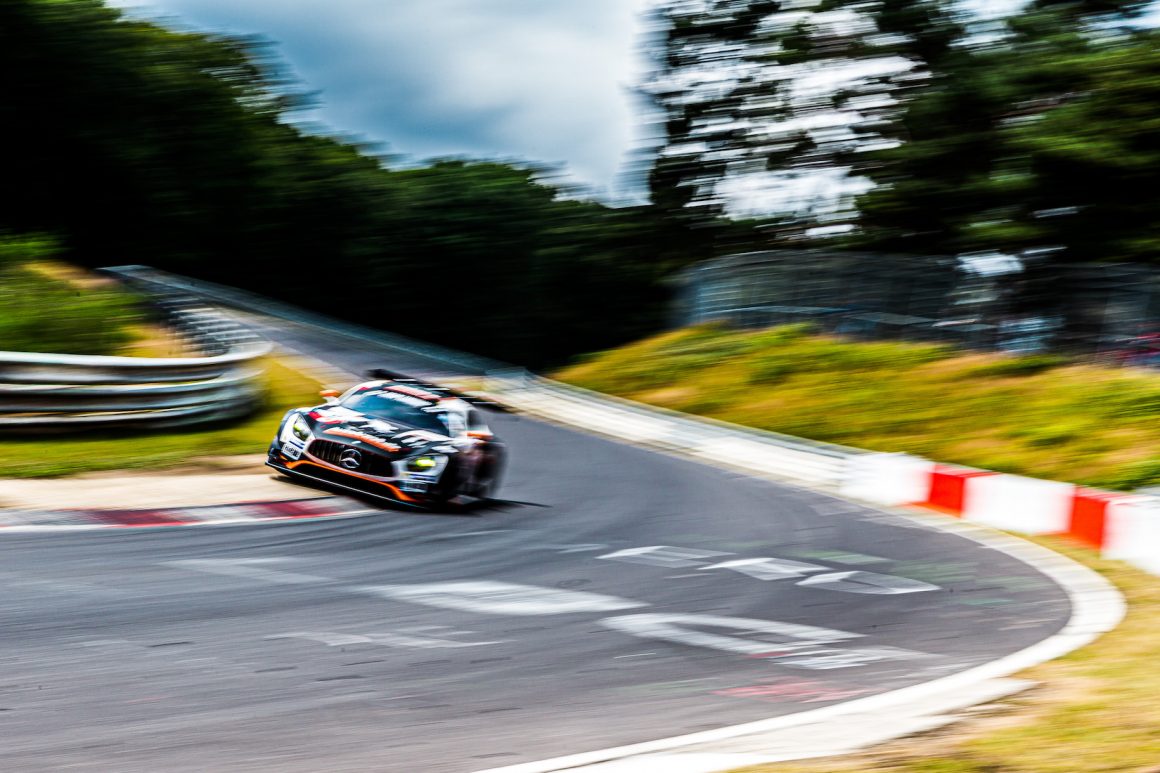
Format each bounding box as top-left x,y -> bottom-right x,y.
0,317 -> 1072,772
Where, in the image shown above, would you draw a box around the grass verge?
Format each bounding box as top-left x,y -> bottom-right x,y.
0,260 -> 140,355
554,324 -> 1160,491
733,537 -> 1160,773
1,357 -> 322,478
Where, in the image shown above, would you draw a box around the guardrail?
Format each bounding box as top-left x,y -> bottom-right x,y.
100,266 -> 859,487
0,292 -> 270,432
105,266 -> 1160,577
483,370 -> 858,488
103,265 -> 501,374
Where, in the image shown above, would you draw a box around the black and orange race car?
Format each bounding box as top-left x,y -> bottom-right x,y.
267,371 -> 506,508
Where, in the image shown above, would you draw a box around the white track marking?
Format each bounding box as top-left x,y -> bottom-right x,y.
473,515 -> 1125,773
600,613 -> 927,671
697,558 -> 828,581
796,570 -> 939,595
598,546 -> 731,568
269,629 -> 504,649
166,559 -> 330,585
601,613 -> 855,655
358,581 -> 646,616
548,544 -> 611,554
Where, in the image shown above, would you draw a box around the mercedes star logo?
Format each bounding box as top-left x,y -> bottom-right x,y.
339,448 -> 363,470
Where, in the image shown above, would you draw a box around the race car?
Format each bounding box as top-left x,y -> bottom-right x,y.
267,371 -> 505,508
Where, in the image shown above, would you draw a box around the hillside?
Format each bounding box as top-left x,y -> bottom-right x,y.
555,324 -> 1160,491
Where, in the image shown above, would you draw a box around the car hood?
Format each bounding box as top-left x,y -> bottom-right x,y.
301,405 -> 458,459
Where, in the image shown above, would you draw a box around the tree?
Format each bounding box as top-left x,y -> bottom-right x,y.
0,0 -> 675,366
856,0 -> 1159,261
642,0 -> 962,239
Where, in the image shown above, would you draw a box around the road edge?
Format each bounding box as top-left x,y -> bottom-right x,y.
470,497 -> 1122,773
236,314 -> 1128,773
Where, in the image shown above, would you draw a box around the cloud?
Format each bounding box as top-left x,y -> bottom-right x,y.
110,0 -> 652,195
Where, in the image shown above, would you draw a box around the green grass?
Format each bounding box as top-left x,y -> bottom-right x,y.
554,324 -> 1160,491
731,539 -> 1160,773
0,262 -> 140,355
2,358 -> 323,478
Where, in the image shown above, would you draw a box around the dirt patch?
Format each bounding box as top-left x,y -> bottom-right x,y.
0,455 -> 325,510
25,260 -> 117,290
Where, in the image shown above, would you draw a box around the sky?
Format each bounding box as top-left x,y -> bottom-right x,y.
110,0 -> 655,199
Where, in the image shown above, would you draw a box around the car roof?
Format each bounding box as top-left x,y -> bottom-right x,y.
347,381 -> 471,412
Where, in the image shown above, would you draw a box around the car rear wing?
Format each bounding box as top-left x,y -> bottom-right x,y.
365,369 -> 511,412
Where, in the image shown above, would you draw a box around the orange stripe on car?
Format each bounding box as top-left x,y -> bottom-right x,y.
284,459 -> 418,502
323,428 -> 401,453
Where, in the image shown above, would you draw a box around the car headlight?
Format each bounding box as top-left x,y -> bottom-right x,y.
281,413 -> 312,446
405,455 -> 448,476
291,415 -> 311,441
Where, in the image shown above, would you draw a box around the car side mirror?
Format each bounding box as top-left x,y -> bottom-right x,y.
319,389 -> 340,405
465,430 -> 492,440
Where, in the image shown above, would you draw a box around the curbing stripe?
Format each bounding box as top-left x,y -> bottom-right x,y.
0,498 -> 378,531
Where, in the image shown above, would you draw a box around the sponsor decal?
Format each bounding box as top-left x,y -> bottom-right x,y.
282,441 -> 304,461
311,406 -> 363,424
395,429 -> 450,444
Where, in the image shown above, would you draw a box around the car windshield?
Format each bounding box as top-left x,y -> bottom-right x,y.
341,392 -> 450,435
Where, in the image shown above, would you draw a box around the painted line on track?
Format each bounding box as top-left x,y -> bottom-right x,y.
7,312 -> 1123,770
472,502 -> 1125,773
207,329 -> 1127,772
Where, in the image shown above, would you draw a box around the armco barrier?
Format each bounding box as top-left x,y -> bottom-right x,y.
961,474 -> 1077,535
1103,497 -> 1160,574
0,297 -> 269,432
840,453 -> 934,506
106,265 -> 1160,580
1068,489 -> 1127,549
103,265 -> 500,375
925,465 -> 996,513
484,372 -> 856,489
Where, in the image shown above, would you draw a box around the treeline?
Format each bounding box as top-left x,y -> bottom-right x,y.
645,0 -> 1160,325
0,0 -> 733,367
10,0 -> 1154,364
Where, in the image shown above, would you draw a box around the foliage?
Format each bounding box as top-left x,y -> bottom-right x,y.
966,353 -> 1070,377
0,0 -> 675,368
645,0 -> 1160,338
0,238 -> 138,355
643,0 -> 964,234
556,325 -> 1160,490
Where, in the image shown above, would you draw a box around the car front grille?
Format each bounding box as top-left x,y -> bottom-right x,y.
306,439 -> 395,477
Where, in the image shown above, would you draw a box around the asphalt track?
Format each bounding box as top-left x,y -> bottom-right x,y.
0,316 -> 1072,772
